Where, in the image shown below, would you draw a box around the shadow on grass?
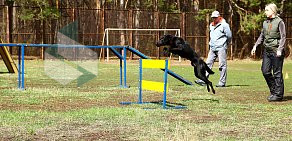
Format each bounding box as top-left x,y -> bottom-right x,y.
225,84 -> 249,87
283,96 -> 292,101
182,98 -> 219,103
0,72 -> 11,74
193,84 -> 249,87
150,100 -> 187,107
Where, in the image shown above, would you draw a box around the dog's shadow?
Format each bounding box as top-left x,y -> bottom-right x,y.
182,98 -> 219,103
225,84 -> 249,87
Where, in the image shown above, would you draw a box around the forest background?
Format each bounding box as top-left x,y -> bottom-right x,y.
0,0 -> 291,59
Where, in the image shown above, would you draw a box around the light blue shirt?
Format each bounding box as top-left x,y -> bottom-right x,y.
209,19 -> 232,51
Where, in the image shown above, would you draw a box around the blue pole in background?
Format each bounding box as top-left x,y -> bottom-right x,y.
123,47 -> 127,88
163,60 -> 169,109
18,46 -> 21,89
21,44 -> 25,90
119,48 -> 123,87
138,59 -> 142,104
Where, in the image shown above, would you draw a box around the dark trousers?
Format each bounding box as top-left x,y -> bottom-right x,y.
261,50 -> 284,97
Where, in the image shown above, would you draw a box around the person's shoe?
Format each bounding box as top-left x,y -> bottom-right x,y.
268,95 -> 283,102
195,80 -> 206,86
267,95 -> 274,99
216,84 -> 225,87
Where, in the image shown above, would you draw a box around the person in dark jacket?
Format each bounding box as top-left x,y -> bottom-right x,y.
251,3 -> 286,102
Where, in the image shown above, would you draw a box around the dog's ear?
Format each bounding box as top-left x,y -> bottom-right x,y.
165,34 -> 173,39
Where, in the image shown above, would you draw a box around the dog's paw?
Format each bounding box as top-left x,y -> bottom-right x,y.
163,47 -> 168,51
163,48 -> 170,56
163,51 -> 170,56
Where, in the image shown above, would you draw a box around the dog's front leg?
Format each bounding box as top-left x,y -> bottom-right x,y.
163,47 -> 171,56
170,45 -> 184,51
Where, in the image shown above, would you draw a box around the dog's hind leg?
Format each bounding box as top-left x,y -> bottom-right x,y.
194,67 -> 216,94
199,60 -> 214,75
193,67 -> 215,94
205,81 -> 215,94
210,84 -> 215,94
206,84 -> 210,92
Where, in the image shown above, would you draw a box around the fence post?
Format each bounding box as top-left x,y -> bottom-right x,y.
205,14 -> 210,57
128,9 -> 133,60
41,20 -> 45,60
181,12 -> 186,40
154,11 -> 160,59
230,13 -> 233,60
6,1 -> 14,53
100,8 -> 105,61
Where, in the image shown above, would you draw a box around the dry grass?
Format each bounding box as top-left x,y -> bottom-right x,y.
0,59 -> 292,140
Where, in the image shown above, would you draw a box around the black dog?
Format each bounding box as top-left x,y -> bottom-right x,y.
156,34 -> 215,94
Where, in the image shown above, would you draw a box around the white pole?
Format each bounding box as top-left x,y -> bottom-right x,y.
177,29 -> 181,62
104,28 -> 181,62
106,29 -> 109,62
99,29 -> 107,61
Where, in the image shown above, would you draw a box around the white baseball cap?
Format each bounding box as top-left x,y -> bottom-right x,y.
211,11 -> 220,18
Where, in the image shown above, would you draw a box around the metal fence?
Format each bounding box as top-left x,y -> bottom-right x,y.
0,6 -> 291,59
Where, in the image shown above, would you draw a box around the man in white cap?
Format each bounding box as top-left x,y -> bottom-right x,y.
195,10 -> 232,87
251,3 -> 286,102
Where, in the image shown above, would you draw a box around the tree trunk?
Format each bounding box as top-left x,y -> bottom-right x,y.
6,1 -> 14,54
239,43 -> 249,59
205,14 -> 210,58
238,34 -> 248,59
134,0 -> 140,48
287,44 -> 291,59
118,0 -> 126,46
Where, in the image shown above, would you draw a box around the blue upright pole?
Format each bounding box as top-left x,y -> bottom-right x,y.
119,49 -> 123,87
18,46 -> 21,89
138,59 -> 142,104
163,60 -> 169,109
21,44 -> 25,90
123,47 -> 127,88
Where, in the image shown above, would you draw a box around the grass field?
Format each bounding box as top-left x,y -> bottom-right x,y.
0,59 -> 292,140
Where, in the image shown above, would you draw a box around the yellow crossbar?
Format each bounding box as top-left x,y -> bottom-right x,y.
142,59 -> 170,69
142,80 -> 168,92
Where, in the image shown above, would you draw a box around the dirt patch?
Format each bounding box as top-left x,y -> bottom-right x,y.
0,98 -> 99,112
219,129 -> 240,137
78,130 -> 122,141
0,92 -> 139,112
167,110 -> 221,124
30,123 -> 123,141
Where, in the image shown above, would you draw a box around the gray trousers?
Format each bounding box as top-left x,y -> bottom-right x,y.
205,49 -> 227,85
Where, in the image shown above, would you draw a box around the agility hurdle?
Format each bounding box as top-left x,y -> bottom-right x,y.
0,43 -> 129,90
121,59 -> 186,109
0,43 -> 192,90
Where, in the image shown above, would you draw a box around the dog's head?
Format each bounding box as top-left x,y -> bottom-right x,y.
156,34 -> 174,47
